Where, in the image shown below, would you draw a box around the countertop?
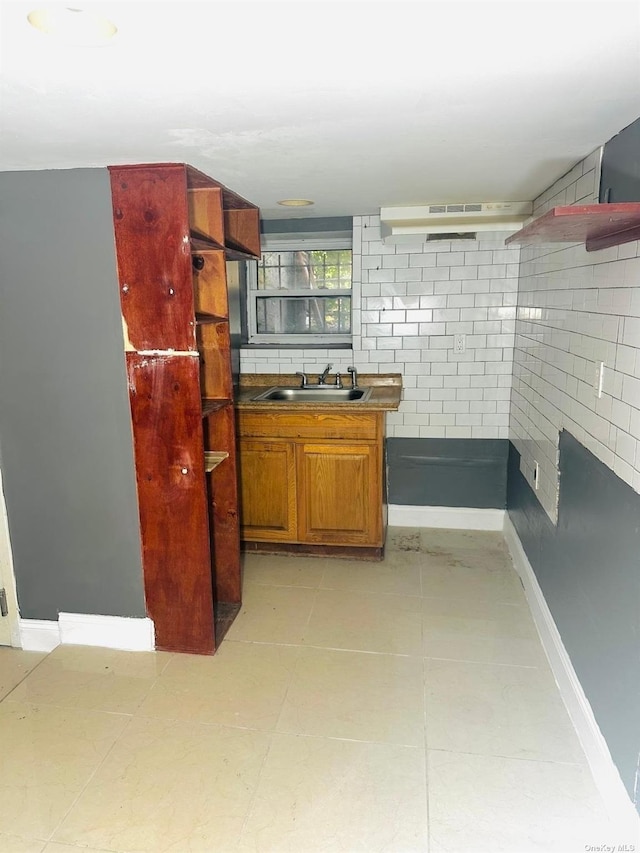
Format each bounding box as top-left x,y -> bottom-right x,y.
235,373 -> 402,412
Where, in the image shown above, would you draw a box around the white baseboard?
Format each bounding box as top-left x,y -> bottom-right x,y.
19,614 -> 155,653
503,515 -> 640,837
388,504 -> 505,531
19,619 -> 60,652
59,613 -> 155,651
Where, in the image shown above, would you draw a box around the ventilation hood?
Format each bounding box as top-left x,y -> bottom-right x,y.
380,201 -> 533,244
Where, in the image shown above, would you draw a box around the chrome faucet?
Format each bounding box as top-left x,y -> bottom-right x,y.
295,371 -> 309,388
318,363 -> 333,385
347,366 -> 358,388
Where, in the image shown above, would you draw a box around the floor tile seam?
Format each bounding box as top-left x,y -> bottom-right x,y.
243,581 -> 322,591
156,652 -> 179,676
420,592 -> 530,606
299,641 -> 428,659
425,745 -> 590,768
272,723 -> 425,750
303,586 -> 320,637
219,638 -> 309,655
421,656 -> 432,847
46,712 -> 140,846
317,585 -> 424,600
423,654 -> 543,669
299,642 -> 423,659
0,696 -> 136,718
0,651 -> 52,703
248,580 -> 426,601
421,595 -> 530,609
267,729 -> 427,750
258,633 -> 304,759
235,726 -> 278,847
121,710 -> 290,738
219,637 -> 425,662
0,830 -> 50,850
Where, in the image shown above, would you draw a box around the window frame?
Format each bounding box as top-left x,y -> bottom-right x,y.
246,236 -> 353,346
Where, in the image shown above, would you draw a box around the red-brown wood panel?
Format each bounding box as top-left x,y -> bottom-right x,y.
126,352 -> 215,653
110,165 -> 197,352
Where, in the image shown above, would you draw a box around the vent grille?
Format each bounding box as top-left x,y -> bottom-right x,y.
426,232 -> 477,241
428,203 -> 483,214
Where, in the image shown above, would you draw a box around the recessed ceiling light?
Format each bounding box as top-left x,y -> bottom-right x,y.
27,7 -> 117,45
277,199 -> 314,207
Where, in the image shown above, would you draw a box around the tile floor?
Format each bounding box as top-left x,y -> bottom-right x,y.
0,527 -> 633,852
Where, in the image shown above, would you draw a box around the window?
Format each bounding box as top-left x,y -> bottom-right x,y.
246,238 -> 352,345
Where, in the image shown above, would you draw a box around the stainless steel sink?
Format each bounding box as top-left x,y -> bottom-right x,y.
251,386 -> 372,403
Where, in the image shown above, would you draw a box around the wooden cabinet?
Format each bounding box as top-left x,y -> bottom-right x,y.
108,163 -> 260,654
237,411 -> 386,558
238,440 -> 296,540
296,441 -> 381,545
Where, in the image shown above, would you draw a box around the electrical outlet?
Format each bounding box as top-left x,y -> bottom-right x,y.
594,361 -> 605,398
454,333 -> 466,354
533,460 -> 539,491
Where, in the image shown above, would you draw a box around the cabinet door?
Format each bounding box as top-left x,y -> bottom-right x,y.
296,442 -> 382,546
238,440 -> 297,541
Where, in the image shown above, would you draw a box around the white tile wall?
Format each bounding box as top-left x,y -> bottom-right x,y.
240,137 -> 640,521
510,147 -> 640,521
241,218 -> 520,440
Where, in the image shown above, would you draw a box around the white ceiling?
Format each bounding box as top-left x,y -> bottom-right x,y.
1,0 -> 639,220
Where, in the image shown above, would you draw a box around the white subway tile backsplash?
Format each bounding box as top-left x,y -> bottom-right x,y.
393,296 -> 421,309
510,148 -> 640,519
393,322 -> 420,336
402,268 -> 425,282
382,255 -> 409,269
406,309 -> 434,322
368,269 -> 397,283
436,251 -> 466,267
381,310 -> 406,322
365,323 -> 393,337
435,279 -> 461,293
382,282 -> 407,296
376,337 -> 404,350
246,209 -> 640,461
409,254 -> 438,268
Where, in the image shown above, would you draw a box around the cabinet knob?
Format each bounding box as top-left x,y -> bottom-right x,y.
181,467 -> 188,475
122,284 -> 129,294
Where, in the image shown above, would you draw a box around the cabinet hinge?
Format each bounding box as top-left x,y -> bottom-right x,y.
0,588 -> 7,617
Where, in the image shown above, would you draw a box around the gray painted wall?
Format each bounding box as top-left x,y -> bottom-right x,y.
387,438 -> 508,508
507,432 -> 640,812
0,169 -> 146,620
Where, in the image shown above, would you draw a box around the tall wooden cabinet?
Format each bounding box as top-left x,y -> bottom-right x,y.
108,163 -> 260,654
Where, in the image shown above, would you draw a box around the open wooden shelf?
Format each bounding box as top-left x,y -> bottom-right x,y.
196,312 -> 227,325
505,203 -> 640,252
201,398 -> 229,417
188,179 -> 261,260
191,235 -> 224,252
204,451 -> 229,472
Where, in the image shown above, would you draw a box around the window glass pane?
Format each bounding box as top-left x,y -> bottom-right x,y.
256,296 -> 351,335
256,250 -> 351,292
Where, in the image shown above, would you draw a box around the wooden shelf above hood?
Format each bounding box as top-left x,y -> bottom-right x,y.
505,203 -> 640,252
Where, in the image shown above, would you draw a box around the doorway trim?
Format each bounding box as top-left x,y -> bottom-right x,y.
0,466 -> 21,646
